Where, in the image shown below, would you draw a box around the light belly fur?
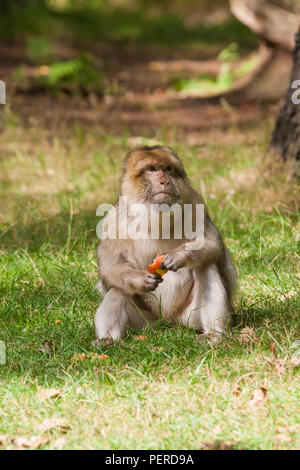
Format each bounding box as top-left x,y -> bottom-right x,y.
141,267 -> 194,318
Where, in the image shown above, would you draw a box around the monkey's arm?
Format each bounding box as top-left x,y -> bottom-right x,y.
97,241 -> 162,295
162,219 -> 224,272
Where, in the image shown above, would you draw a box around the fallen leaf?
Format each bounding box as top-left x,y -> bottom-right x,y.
232,384 -> 242,396
248,387 -> 268,408
11,436 -> 48,449
40,418 -> 70,433
134,335 -> 147,341
37,388 -> 61,400
89,352 -> 109,362
71,352 -> 87,362
55,319 -> 62,324
238,327 -> 257,345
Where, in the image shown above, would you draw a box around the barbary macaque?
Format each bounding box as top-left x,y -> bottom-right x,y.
94,146 -> 237,344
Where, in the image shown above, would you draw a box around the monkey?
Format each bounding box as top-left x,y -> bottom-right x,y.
94,145 -> 237,345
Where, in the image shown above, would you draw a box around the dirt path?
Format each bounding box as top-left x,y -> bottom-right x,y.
1,41 -> 278,136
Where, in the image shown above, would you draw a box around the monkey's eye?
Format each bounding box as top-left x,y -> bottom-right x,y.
165,166 -> 172,173
148,166 -> 156,172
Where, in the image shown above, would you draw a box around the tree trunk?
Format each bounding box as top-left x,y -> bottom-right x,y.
271,27 -> 300,173
228,0 -> 300,102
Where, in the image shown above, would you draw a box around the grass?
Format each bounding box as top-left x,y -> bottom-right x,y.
0,107 -> 299,449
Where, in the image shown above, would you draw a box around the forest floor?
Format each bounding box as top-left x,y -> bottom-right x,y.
0,5 -> 299,450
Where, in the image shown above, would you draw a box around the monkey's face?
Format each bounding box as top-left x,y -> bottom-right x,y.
143,163 -> 180,204
121,147 -> 189,206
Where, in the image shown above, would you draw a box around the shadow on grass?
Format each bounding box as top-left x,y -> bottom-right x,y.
0,278 -> 297,386
0,198 -> 99,253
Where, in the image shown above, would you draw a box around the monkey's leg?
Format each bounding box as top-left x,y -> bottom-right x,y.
179,265 -> 231,337
94,288 -> 154,345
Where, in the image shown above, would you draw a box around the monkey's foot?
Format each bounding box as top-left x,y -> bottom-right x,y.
195,333 -> 224,345
92,337 -> 114,348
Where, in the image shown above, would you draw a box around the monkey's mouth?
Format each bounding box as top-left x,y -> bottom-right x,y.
152,191 -> 177,203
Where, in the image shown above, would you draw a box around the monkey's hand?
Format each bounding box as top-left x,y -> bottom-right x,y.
129,270 -> 163,293
161,251 -> 186,272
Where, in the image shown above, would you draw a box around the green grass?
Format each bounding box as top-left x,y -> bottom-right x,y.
0,112 -> 299,449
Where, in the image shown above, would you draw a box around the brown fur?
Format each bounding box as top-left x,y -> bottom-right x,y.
94,146 -> 237,344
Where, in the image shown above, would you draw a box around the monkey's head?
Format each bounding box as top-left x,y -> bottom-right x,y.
121,146 -> 190,205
